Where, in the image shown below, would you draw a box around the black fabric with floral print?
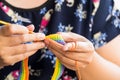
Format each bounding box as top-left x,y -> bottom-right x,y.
0,0 -> 120,80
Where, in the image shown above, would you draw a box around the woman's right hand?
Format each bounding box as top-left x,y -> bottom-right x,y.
0,24 -> 45,68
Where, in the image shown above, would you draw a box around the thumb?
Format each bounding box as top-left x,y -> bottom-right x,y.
57,32 -> 88,42
27,24 -> 35,32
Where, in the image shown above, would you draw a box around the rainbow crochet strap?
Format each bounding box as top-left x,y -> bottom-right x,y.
18,32 -> 32,80
18,58 -> 29,80
18,34 -> 65,80
46,34 -> 65,80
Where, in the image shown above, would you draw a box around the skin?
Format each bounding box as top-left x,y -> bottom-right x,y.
45,32 -> 120,80
1,0 -> 120,80
0,0 -> 47,68
45,32 -> 94,70
0,24 -> 45,68
5,0 -> 48,9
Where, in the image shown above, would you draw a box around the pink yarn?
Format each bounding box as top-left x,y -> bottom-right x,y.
92,0 -> 99,2
0,2 -> 9,12
40,18 -> 49,28
63,75 -> 72,80
12,70 -> 19,79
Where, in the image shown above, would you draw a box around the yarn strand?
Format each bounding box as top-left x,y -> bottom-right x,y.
0,20 -> 66,80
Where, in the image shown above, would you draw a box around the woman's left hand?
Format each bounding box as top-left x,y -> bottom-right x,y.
45,32 -> 95,70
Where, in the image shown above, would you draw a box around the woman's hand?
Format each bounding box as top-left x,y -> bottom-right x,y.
45,32 -> 95,70
0,24 -> 45,68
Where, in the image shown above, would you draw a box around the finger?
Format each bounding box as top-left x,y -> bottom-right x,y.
8,50 -> 37,65
12,42 -> 45,55
3,42 -> 45,56
64,51 -> 93,64
48,47 -> 74,67
26,24 -> 35,31
45,38 -> 64,52
3,33 -> 45,46
58,32 -> 89,42
49,45 -> 91,64
0,24 -> 29,36
49,47 -> 86,70
61,61 -> 76,70
45,37 -> 93,65
63,41 -> 93,53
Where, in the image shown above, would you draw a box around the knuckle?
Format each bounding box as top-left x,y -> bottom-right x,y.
7,25 -> 14,35
20,34 -> 33,43
9,37 -> 17,45
38,42 -> 45,48
59,56 -> 65,61
33,33 -> 45,41
64,52 -> 69,56
20,35 -> 26,42
22,44 -> 28,53
12,47 -> 19,54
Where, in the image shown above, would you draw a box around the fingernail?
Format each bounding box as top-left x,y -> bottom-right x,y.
44,39 -> 49,46
36,33 -> 45,40
27,24 -> 35,31
40,42 -> 45,47
63,46 -> 68,51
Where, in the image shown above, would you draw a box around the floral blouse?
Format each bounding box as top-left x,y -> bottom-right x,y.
0,0 -> 120,80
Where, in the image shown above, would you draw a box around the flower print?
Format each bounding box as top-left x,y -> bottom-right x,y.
29,66 -> 41,76
111,10 -> 120,29
58,23 -> 74,32
58,23 -> 65,32
81,0 -> 87,4
92,0 -> 99,3
106,6 -> 113,21
0,2 -> 31,23
0,2 -> 9,12
112,10 -> 120,17
40,7 -> 47,14
39,9 -> 53,33
66,0 -> 74,7
55,0 -> 64,5
10,12 -> 31,23
11,13 -> 20,22
60,71 -> 77,80
109,6 -> 113,14
113,0 -> 120,11
92,0 -> 100,16
100,33 -> 108,40
45,50 -> 56,65
55,0 -> 65,11
74,4 -> 87,22
113,17 -> 120,29
89,16 -> 93,32
65,24 -> 73,32
5,70 -> 19,80
5,74 -> 14,80
62,75 -> 72,80
11,70 -> 19,79
93,32 -> 107,48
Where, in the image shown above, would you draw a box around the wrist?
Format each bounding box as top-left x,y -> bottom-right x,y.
80,51 -> 120,80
